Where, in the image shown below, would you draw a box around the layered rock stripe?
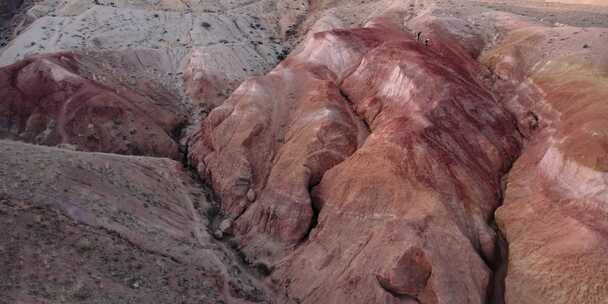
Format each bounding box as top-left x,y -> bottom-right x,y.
483,24 -> 608,304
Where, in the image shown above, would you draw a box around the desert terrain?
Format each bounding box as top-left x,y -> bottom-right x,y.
1,0 -> 608,303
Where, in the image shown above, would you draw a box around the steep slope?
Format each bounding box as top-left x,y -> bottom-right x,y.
188,27 -> 398,261
1,0 -> 608,303
273,21 -> 523,304
482,23 -> 608,304
190,14 -> 523,304
0,1 -> 307,110
0,52 -> 184,158
0,140 -> 282,303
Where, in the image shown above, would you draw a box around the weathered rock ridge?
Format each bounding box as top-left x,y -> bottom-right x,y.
189,16 -> 524,304
0,52 -> 184,158
483,23 -> 608,304
1,0 -> 608,303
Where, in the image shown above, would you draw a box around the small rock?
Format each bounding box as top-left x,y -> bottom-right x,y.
214,218 -> 234,239
583,44 -> 590,49
197,162 -> 207,175
56,143 -> 79,151
129,278 -> 142,289
75,238 -> 93,252
246,189 -> 256,202
219,218 -> 233,235
73,285 -> 92,300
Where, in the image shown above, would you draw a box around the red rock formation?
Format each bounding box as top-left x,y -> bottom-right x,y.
190,18 -> 522,303
188,27 -> 436,260
187,28 -> 386,259
3,1 -> 606,303
483,25 -> 608,304
274,26 -> 521,304
0,52 -> 183,158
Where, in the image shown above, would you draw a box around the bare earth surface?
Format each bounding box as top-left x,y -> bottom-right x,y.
1,0 -> 608,303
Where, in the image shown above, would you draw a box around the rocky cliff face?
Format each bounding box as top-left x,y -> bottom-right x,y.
1,0 -> 608,303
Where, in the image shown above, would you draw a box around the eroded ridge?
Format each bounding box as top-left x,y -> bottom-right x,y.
190,17 -> 523,304
0,52 -> 185,158
2,1 -> 608,303
187,28 -> 386,260
484,23 -> 608,304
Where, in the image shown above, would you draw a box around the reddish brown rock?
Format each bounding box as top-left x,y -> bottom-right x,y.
483,25 -> 608,304
376,247 -> 433,298
190,65 -> 368,258
3,1 -> 608,303
190,16 -> 522,303
0,52 -> 184,158
187,28 -> 400,261
272,22 -> 521,304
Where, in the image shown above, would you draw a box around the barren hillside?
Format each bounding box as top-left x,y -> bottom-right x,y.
1,0 -> 608,303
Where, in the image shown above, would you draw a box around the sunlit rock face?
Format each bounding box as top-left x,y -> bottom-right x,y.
275,25 -> 522,304
0,52 -> 184,158
483,25 -> 608,304
187,28 -> 380,260
190,17 -> 523,303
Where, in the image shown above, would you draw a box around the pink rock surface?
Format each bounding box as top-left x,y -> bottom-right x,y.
190,18 -> 523,303
188,28 -> 383,261
0,52 -> 184,158
483,25 -> 608,304
273,25 -> 521,304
